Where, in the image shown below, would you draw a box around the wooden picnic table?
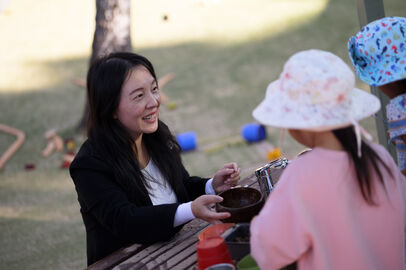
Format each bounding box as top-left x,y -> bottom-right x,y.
85,166 -> 284,270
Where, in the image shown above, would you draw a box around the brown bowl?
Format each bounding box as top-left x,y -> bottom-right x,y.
216,187 -> 264,223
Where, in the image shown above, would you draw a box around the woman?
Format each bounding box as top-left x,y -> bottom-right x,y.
69,52 -> 240,266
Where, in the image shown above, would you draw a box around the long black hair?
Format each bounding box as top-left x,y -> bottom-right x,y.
86,52 -> 184,205
332,126 -> 393,204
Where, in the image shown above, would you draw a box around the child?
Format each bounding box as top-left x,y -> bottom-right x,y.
348,16 -> 406,175
249,49 -> 406,270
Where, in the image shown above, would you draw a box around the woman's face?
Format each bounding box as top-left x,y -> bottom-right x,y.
115,66 -> 160,139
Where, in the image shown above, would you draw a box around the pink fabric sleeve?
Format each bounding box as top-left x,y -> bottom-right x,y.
402,173 -> 406,266
381,145 -> 406,236
391,153 -> 406,266
401,171 -> 406,237
393,153 -> 406,266
376,144 -> 406,266
250,166 -> 311,270
399,162 -> 406,237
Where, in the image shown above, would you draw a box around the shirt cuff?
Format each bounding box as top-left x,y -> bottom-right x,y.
205,178 -> 215,194
173,202 -> 195,227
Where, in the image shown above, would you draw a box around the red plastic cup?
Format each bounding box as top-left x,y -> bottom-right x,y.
197,236 -> 233,270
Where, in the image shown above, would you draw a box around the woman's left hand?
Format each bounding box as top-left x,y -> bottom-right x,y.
212,162 -> 241,193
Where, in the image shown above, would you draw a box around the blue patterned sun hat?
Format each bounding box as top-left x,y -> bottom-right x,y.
348,16 -> 406,86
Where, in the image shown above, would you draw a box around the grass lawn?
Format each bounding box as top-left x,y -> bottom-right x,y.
0,0 -> 405,269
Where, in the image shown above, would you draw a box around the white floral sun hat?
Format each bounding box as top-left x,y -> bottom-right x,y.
253,49 -> 381,132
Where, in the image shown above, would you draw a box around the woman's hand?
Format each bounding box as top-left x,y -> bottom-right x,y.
212,162 -> 241,193
191,195 -> 230,224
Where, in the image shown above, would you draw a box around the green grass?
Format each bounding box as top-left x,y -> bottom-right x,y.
0,171 -> 85,269
0,0 -> 405,269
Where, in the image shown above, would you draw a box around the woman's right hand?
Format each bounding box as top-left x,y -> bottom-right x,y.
191,195 -> 230,224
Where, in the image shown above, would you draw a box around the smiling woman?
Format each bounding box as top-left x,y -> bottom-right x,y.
69,52 -> 242,266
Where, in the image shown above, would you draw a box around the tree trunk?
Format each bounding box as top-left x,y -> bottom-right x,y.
76,0 -> 132,132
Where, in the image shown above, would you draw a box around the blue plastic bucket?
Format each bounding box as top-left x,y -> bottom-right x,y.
241,123 -> 266,143
176,132 -> 197,151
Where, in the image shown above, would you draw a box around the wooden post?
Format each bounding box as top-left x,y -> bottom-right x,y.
356,0 -> 397,161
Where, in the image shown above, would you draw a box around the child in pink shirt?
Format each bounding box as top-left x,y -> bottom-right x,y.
250,49 -> 406,270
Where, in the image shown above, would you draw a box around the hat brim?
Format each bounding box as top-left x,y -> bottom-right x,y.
252,80 -> 381,131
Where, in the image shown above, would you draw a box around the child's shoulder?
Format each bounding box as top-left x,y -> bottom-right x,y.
289,147 -> 346,168
280,148 -> 341,185
275,150 -> 339,201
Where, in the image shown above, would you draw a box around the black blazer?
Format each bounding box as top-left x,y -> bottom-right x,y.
69,140 -> 208,266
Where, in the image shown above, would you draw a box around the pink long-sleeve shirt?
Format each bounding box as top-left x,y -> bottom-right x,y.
250,144 -> 406,270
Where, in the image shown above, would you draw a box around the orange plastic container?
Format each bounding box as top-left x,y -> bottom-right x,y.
198,223 -> 235,241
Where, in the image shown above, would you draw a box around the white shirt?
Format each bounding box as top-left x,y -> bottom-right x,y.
142,159 -> 177,205
141,159 -> 215,227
